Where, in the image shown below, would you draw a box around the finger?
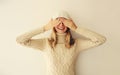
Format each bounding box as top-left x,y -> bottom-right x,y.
62,19 -> 68,24
56,20 -> 61,25
54,19 -> 61,24
53,20 -> 61,26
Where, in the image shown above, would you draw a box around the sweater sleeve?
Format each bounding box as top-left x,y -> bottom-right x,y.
74,26 -> 107,52
16,26 -> 46,51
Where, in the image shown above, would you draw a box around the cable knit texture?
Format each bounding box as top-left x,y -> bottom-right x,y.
16,26 -> 106,75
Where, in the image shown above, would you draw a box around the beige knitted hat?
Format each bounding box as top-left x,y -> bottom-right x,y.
52,10 -> 71,19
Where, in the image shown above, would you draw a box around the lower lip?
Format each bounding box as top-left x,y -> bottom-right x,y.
58,28 -> 65,30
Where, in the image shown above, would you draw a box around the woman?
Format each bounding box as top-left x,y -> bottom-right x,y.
16,11 -> 106,75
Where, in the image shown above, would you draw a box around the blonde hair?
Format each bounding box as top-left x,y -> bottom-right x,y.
48,27 -> 75,49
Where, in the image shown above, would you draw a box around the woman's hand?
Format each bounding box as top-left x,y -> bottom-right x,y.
44,19 -> 61,31
62,19 -> 77,31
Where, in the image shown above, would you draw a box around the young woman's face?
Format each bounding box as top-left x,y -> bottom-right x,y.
54,17 -> 68,33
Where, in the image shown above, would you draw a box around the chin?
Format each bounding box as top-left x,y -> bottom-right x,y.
57,30 -> 66,33
58,31 -> 65,33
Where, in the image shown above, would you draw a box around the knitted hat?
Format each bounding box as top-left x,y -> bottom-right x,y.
52,10 -> 71,19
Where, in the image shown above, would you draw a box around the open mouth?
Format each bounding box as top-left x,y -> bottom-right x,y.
57,27 -> 65,30
56,23 -> 66,30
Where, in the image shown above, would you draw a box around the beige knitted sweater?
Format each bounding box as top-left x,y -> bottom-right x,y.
16,26 -> 106,75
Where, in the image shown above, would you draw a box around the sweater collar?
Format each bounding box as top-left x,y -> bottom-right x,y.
56,32 -> 66,44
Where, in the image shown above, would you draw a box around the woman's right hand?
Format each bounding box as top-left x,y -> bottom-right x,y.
44,19 -> 61,31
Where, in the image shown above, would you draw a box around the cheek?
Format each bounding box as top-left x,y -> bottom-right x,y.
63,27 -> 67,32
55,26 -> 58,30
54,27 -> 59,32
54,26 -> 57,30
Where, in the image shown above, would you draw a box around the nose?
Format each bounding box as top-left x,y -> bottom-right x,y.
59,22 -> 64,27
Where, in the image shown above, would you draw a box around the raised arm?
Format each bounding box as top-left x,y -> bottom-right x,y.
16,19 -> 61,51
74,26 -> 106,51
63,19 -> 106,52
16,26 -> 46,51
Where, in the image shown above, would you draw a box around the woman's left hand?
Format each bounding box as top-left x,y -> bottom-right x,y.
62,19 -> 77,31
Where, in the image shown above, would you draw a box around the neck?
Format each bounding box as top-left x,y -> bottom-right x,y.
56,32 -> 66,44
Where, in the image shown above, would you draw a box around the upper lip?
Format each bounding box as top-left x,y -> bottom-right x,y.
57,27 -> 65,30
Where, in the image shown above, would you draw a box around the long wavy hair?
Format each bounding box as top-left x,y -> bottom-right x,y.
48,27 -> 75,49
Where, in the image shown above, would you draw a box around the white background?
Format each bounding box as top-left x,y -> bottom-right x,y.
0,0 -> 120,75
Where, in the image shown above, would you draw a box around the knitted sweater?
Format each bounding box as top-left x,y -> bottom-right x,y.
16,26 -> 106,75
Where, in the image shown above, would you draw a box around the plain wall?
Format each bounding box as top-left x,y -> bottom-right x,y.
0,0 -> 120,75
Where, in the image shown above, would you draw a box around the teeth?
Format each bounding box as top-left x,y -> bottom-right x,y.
58,28 -> 64,30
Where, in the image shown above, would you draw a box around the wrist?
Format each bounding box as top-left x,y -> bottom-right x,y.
43,25 -> 47,31
71,24 -> 77,31
74,25 -> 77,30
